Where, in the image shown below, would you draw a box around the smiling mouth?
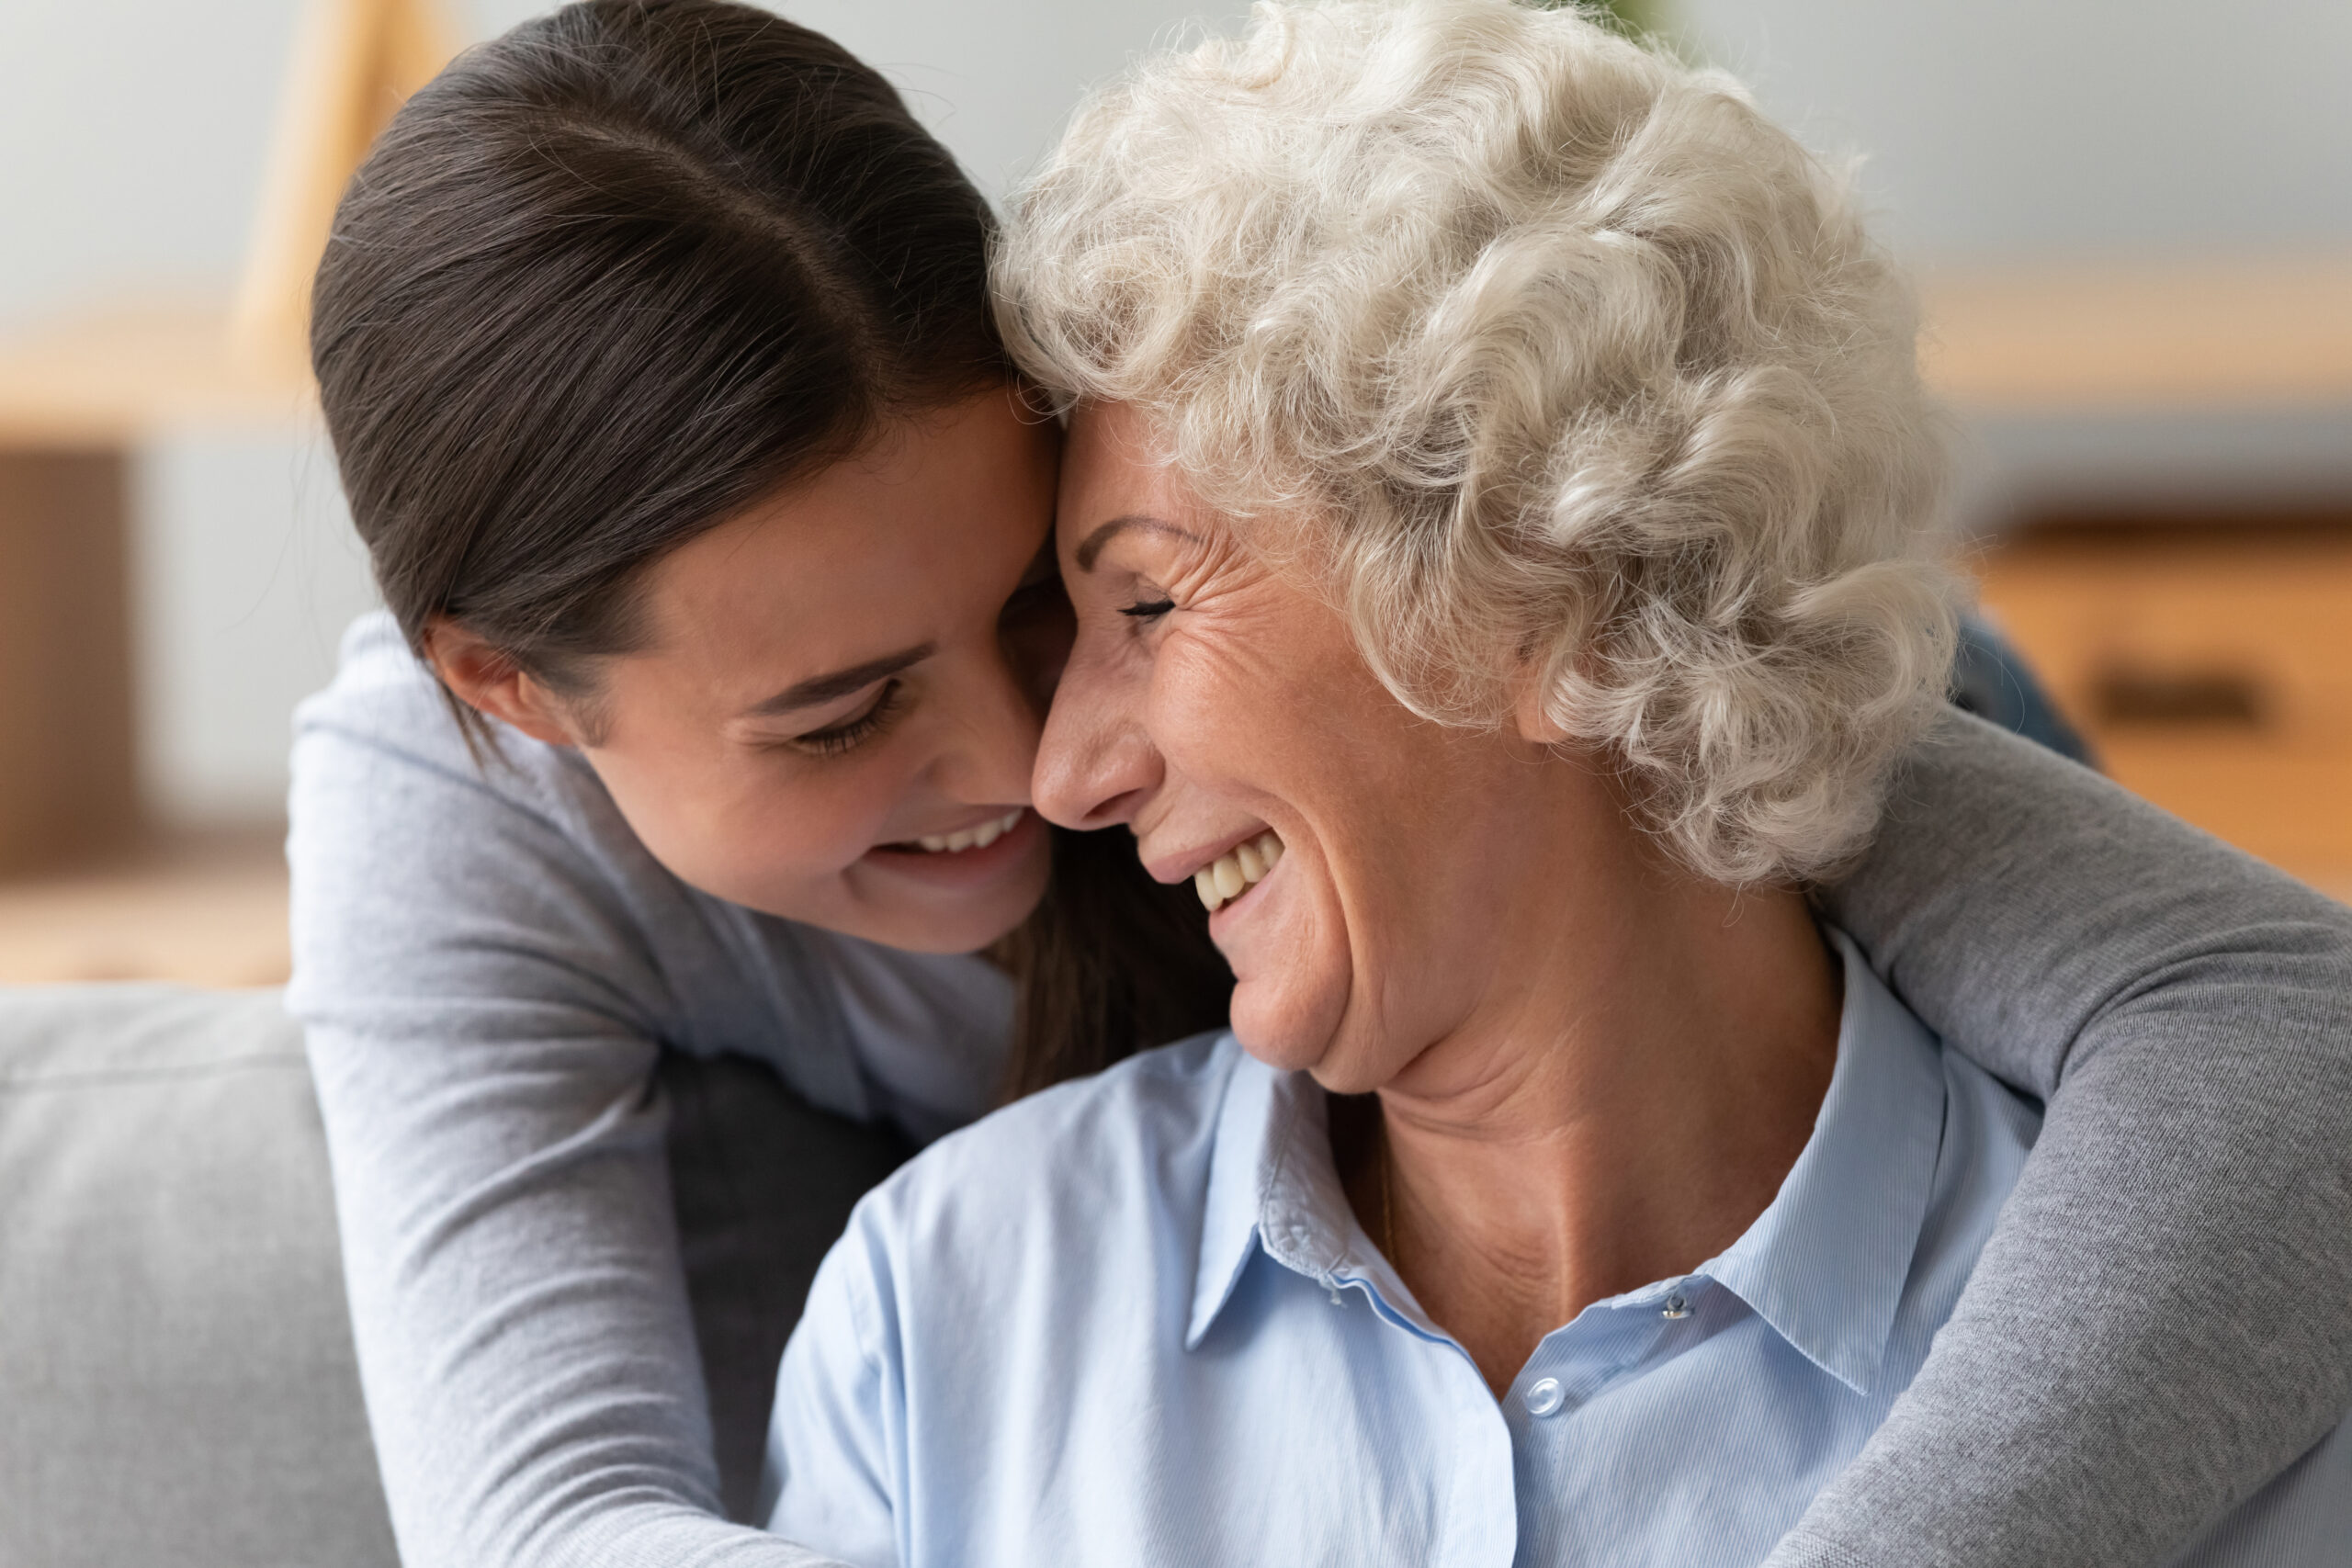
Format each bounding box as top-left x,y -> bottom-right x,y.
1194,830 -> 1283,913
890,809 -> 1026,855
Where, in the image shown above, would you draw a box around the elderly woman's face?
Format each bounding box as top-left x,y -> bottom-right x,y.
1037,403 -> 1635,1089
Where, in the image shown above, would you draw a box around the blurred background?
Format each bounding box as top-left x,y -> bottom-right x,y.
0,0 -> 2346,985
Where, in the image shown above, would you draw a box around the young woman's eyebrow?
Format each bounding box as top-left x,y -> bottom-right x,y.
1074,514 -> 1200,571
742,643 -> 935,717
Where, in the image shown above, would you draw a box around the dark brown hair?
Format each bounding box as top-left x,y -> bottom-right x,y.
315,0 -> 1002,705
996,826 -> 1231,1100
312,0 -> 1227,1089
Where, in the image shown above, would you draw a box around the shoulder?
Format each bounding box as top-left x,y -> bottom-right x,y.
871,1030 -> 1240,1220
287,615 -> 762,1047
1897,1022 -> 2045,1326
796,1032 -> 1244,1441
291,611 -> 612,835
845,1031 -> 1243,1284
1935,1043 -> 2044,1194
288,615 -> 666,990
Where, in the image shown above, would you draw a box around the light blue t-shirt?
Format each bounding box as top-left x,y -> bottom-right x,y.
763,934 -> 2351,1567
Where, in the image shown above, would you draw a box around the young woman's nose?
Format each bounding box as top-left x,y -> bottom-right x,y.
1033,637 -> 1160,830
933,642 -> 1046,807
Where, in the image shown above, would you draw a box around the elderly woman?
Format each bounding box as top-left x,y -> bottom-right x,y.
763,3 -> 2350,1562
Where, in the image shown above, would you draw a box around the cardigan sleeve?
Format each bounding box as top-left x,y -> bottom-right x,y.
1780,709 -> 2352,1567
288,618 -> 859,1568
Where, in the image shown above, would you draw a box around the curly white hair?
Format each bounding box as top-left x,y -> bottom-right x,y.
994,0 -> 1958,885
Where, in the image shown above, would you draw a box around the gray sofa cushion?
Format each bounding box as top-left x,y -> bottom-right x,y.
0,985 -> 399,1568
0,984 -> 910,1562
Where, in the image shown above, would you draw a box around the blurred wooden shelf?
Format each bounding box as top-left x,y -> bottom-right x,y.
1921,255 -> 2352,412
0,305 -> 315,447
0,305 -> 317,878
0,830 -> 289,988
1975,514 -> 2352,898
0,0 -> 456,872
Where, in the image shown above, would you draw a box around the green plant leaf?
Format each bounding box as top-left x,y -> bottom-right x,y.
1533,0 -> 1667,39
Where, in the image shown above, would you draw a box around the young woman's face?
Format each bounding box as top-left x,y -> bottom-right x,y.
474,389 -> 1064,953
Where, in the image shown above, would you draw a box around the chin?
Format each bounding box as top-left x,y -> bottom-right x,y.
734,844 -> 1049,956
1227,970 -> 1349,1077
872,873 -> 1048,955
903,860 -> 1053,959
825,901 -> 1031,956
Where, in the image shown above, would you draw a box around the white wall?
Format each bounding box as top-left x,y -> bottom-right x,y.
130,434 -> 378,826
1671,0 -> 2352,525
1674,0 -> 2352,264
707,1 -> 1254,198
3,0 -> 2346,822
0,0 -> 1240,341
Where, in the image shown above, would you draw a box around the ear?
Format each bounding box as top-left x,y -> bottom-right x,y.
421,616 -> 582,748
1511,667 -> 1571,746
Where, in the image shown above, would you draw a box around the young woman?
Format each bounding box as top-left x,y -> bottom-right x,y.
287,4 -> 2352,1567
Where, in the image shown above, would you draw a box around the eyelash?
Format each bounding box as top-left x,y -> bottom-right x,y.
1119,598 -> 1176,620
789,680 -> 906,758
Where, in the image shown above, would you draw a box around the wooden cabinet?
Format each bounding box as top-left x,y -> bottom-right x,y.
0,452 -> 136,871
1974,516 -> 2352,894
1926,254 -> 2352,902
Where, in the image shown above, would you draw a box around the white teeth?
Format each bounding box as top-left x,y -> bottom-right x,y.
1195,830 -> 1284,913
1212,857 -> 1245,901
913,809 -> 1023,854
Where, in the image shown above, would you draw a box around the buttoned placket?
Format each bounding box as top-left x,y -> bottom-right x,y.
1255,1100 -> 1724,1568
1315,1258 -> 1725,1568
1324,1258 -> 1523,1568
1238,1063 -> 1766,1568
1490,1275 -> 1726,1568
1507,1276 -> 1715,1426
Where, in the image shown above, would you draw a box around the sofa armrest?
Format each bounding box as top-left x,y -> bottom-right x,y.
0,983 -> 915,1562
0,984 -> 399,1568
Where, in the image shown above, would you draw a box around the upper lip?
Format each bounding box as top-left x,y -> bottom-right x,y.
1144,823 -> 1272,886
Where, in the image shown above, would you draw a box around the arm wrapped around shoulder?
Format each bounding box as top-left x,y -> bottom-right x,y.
1795,708 -> 2352,1568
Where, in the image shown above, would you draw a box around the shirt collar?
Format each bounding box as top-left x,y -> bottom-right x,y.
1189,1041 -> 1363,1348
1185,928 -> 1951,1393
1698,931 -> 1949,1393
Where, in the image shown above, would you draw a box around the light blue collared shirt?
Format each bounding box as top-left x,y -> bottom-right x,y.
763,933 -> 2350,1566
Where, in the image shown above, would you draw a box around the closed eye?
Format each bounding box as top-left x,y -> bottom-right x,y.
1119,598 -> 1176,620
782,679 -> 906,758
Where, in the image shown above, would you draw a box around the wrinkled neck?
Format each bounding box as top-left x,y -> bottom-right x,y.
1351,859 -> 1840,1397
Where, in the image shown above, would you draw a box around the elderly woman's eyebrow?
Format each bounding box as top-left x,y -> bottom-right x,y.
1074,514 -> 1200,571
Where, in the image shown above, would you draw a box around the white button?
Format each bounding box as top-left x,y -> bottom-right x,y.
1661,1292 -> 1690,1320
1524,1377 -> 1566,1417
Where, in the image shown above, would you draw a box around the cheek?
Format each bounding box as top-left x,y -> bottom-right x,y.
1148,625 -> 1324,772
1149,641 -> 1364,1071
590,744 -> 893,908
1154,625 -> 1493,1088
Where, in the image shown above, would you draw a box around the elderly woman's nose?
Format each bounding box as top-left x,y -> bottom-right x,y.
1034,649 -> 1161,830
